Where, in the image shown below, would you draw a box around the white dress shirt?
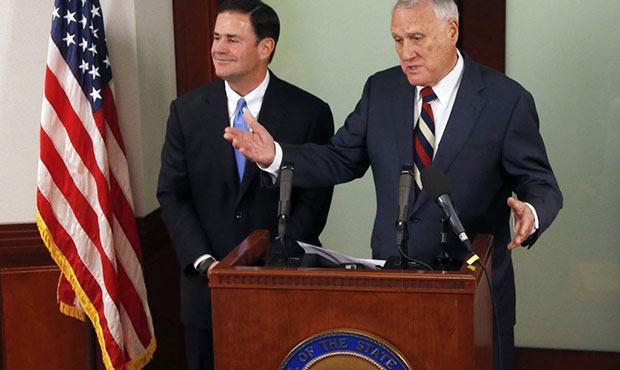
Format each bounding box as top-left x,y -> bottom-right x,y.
224,71 -> 270,126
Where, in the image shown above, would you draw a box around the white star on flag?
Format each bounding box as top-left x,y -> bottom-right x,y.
80,16 -> 88,29
64,10 -> 77,24
91,5 -> 101,18
63,32 -> 76,47
79,60 -> 89,73
89,87 -> 102,101
52,7 -> 60,19
103,55 -> 111,68
89,23 -> 99,38
89,66 -> 100,79
79,38 -> 88,52
88,43 -> 97,56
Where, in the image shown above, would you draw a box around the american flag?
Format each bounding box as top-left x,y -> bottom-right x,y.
36,1 -> 156,369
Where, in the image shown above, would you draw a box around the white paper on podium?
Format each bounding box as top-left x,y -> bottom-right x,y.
296,241 -> 386,269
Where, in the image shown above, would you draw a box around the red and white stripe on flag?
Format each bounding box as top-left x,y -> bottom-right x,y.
37,1 -> 155,369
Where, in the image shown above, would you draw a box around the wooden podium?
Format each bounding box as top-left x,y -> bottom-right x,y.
210,231 -> 493,370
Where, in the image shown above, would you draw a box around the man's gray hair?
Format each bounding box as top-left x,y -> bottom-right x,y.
393,0 -> 459,23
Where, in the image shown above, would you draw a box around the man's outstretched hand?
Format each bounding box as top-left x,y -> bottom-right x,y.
224,111 -> 276,167
507,196 -> 535,250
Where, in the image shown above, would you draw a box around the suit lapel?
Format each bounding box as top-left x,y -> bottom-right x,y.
236,72 -> 286,204
433,54 -> 486,173
202,80 -> 239,194
411,53 -> 486,215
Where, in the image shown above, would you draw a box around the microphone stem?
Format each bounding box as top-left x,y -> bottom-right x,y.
400,224 -> 409,270
440,217 -> 449,258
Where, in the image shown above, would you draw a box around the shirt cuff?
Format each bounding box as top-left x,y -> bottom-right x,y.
258,141 -> 283,183
193,254 -> 215,270
522,202 -> 539,235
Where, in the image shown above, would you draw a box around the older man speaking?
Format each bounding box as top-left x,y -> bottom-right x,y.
225,1 -> 562,369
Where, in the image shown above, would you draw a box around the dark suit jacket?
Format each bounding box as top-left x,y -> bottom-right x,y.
282,52 -> 562,330
157,72 -> 334,328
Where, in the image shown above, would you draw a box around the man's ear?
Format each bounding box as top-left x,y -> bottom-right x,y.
447,18 -> 459,45
258,38 -> 275,61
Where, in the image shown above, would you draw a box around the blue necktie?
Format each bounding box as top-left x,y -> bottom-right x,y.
233,98 -> 248,181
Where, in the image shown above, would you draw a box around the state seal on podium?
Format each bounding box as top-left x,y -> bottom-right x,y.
279,330 -> 412,370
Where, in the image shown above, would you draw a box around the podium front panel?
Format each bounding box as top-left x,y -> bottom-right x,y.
210,231 -> 493,370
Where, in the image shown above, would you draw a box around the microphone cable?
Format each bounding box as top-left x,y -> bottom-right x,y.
467,254 -> 503,370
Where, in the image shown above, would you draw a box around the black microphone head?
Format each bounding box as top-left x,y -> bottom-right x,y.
398,164 -> 414,214
421,165 -> 450,199
279,162 -> 295,188
280,162 -> 295,173
399,165 -> 414,193
278,162 -> 295,219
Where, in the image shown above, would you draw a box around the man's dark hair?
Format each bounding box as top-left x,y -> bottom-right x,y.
217,0 -> 280,63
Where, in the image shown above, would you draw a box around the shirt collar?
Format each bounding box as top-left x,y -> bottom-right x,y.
225,70 -> 271,119
416,49 -> 464,104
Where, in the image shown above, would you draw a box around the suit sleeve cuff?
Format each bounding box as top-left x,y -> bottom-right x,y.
193,254 -> 215,271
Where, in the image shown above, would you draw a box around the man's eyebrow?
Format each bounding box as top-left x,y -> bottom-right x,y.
404,30 -> 423,37
213,32 -> 240,38
391,30 -> 423,37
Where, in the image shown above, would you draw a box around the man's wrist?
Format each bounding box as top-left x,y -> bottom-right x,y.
196,256 -> 217,276
260,142 -> 283,174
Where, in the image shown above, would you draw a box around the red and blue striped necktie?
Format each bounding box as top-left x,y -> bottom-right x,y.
414,86 -> 437,196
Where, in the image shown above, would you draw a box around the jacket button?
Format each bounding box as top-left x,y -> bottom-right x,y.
410,217 -> 419,223
235,211 -> 244,220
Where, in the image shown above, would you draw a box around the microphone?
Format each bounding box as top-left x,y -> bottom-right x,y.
386,164 -> 432,270
396,165 -> 414,246
420,166 -> 474,254
278,162 -> 294,241
420,167 -> 502,369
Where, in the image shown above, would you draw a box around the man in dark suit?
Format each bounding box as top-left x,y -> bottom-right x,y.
157,1 -> 334,369
224,1 -> 562,369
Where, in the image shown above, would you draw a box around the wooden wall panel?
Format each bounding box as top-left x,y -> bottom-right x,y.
0,267 -> 88,370
138,210 -> 184,370
515,347 -> 620,370
172,0 -> 220,96
457,0 -> 506,72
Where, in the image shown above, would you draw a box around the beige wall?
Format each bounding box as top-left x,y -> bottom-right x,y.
0,1 -> 50,223
506,0 -> 620,351
134,0 -> 177,214
267,0 -> 398,255
0,0 -> 175,222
